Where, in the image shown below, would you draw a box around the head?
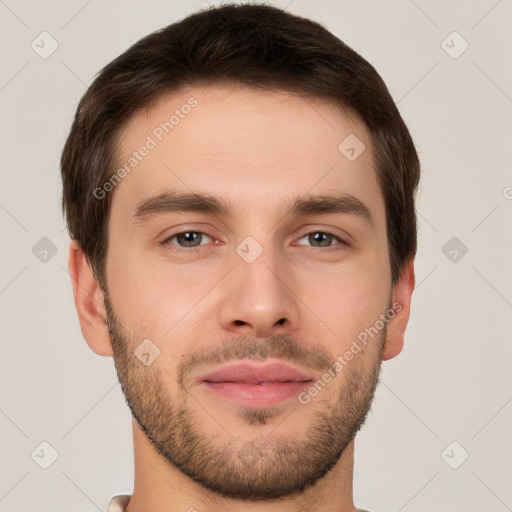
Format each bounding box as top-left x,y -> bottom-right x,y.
62,2 -> 419,501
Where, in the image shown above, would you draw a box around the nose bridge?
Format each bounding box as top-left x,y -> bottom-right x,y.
237,235 -> 282,291
235,234 -> 286,305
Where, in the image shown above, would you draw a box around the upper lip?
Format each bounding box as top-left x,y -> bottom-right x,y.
197,360 -> 315,384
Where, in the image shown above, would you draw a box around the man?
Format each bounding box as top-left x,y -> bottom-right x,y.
61,3 -> 419,511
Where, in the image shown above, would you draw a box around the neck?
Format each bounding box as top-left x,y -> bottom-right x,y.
125,418 -> 358,512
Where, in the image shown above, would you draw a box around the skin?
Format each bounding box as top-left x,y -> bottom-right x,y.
68,83 -> 415,512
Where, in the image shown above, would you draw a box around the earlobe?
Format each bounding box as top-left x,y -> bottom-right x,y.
68,240 -> 114,357
382,258 -> 416,361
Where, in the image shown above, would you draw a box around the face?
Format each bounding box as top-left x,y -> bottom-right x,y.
103,84 -> 394,499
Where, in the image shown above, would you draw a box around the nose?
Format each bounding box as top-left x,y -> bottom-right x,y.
218,243 -> 300,338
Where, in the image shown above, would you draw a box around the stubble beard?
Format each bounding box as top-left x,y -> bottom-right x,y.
104,293 -> 386,501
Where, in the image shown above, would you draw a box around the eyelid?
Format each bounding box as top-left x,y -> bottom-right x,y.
161,229 -> 216,248
293,230 -> 349,249
294,224 -> 351,244
159,223 -> 220,242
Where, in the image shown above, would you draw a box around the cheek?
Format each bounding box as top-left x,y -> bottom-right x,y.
304,259 -> 391,350
105,244 -> 212,340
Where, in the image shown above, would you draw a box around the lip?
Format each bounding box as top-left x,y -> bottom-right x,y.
196,360 -> 315,408
197,360 -> 315,384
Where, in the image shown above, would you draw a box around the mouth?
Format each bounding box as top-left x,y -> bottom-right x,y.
196,360 -> 315,408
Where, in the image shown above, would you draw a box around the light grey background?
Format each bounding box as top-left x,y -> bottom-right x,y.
1,0 -> 511,511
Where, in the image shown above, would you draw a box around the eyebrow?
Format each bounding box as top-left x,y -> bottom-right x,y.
133,191 -> 375,229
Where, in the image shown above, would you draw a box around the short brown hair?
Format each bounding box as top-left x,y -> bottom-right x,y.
60,2 -> 420,289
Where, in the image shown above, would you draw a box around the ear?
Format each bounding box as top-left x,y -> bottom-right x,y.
68,240 -> 113,357
382,257 -> 415,361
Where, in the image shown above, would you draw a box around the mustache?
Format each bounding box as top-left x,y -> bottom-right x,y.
177,334 -> 334,386
103,301 -> 336,385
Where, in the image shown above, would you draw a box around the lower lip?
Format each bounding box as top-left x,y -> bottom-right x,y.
201,381 -> 312,408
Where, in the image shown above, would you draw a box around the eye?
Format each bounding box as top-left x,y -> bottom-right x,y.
295,231 -> 348,251
160,229 -> 348,252
162,230 -> 214,249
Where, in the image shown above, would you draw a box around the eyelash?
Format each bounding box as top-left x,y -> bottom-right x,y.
161,230 -> 348,253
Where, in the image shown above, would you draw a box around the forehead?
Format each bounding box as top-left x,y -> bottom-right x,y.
110,84 -> 384,226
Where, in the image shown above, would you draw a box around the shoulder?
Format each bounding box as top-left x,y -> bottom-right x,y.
106,494 -> 131,512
